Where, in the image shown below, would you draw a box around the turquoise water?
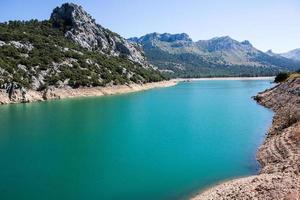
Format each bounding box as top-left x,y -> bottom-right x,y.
0,80 -> 273,200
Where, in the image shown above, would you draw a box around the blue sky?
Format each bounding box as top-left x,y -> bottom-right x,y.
1,0 -> 299,53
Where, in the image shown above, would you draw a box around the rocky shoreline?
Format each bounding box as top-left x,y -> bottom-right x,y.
0,77 -> 273,105
192,77 -> 300,200
0,80 -> 178,105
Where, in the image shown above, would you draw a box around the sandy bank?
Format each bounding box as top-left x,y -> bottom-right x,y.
0,80 -> 178,105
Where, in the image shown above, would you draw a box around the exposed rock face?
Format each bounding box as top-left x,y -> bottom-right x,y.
0,82 -> 40,104
0,80 -> 177,105
192,77 -> 300,200
50,3 -> 149,67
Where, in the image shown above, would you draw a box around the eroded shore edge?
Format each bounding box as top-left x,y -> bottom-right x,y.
0,80 -> 178,105
0,77 -> 275,106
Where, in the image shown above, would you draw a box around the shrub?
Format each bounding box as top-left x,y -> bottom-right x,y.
274,72 -> 289,83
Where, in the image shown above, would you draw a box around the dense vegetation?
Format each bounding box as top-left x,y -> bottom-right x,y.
0,20 -> 165,89
274,72 -> 290,83
274,70 -> 300,83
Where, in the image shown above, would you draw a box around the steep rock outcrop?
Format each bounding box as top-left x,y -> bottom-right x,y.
50,3 -> 149,67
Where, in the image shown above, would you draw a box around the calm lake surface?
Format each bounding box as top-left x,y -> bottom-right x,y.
0,80 -> 274,200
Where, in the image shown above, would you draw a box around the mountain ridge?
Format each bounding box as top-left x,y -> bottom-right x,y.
129,33 -> 300,77
280,48 -> 300,61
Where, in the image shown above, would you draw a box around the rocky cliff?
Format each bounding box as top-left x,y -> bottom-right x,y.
51,3 -> 149,67
192,76 -> 300,199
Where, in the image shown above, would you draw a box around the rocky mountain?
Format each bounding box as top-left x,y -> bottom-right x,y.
280,48 -> 300,61
0,3 -> 164,95
129,33 -> 300,77
265,49 -> 279,57
51,3 -> 148,67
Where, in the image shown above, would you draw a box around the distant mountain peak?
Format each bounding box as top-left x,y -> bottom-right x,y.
159,33 -> 192,42
128,32 -> 193,44
208,37 -> 253,48
241,40 -> 253,47
201,36 -> 245,52
265,49 -> 280,57
280,48 -> 300,61
266,49 -> 275,54
210,36 -> 234,42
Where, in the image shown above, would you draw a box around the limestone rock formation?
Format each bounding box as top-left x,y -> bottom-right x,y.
50,3 -> 149,67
